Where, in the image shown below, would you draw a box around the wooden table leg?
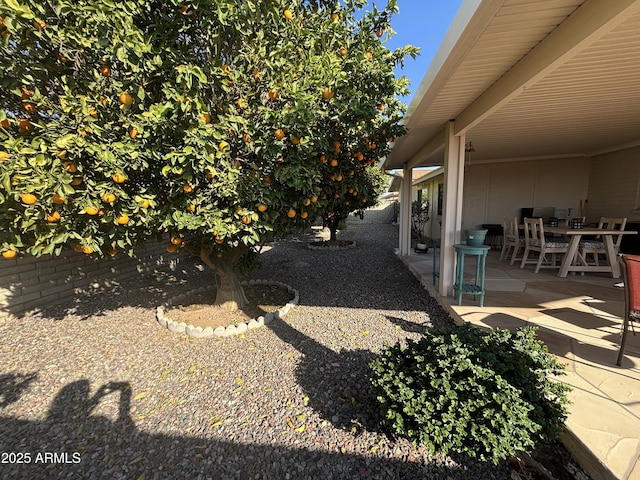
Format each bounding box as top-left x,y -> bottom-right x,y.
558,235 -> 581,277
604,235 -> 620,278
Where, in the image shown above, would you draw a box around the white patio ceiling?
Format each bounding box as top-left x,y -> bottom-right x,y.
384,0 -> 640,169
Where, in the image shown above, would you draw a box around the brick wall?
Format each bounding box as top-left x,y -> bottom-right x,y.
0,242 -> 186,321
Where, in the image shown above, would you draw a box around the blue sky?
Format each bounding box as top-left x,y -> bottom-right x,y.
375,1 -> 464,103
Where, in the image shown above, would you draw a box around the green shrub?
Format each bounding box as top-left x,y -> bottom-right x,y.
369,323 -> 571,464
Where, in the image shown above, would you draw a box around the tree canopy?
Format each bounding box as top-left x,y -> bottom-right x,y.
0,0 -> 417,306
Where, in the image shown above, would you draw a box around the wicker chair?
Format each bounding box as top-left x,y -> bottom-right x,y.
617,254 -> 640,366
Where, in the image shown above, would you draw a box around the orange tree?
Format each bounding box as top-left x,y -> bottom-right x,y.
0,0 -> 416,309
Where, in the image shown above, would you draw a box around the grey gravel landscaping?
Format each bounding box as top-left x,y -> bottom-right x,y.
0,222 -> 513,479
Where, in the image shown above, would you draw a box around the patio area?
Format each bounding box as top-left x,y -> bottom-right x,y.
402,247 -> 640,480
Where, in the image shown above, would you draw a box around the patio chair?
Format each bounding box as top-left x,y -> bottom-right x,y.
499,217 -> 523,265
520,217 -> 569,273
617,254 -> 639,366
581,217 -> 627,266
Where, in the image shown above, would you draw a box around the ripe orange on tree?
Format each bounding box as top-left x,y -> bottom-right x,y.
112,172 -> 126,183
2,249 -> 17,259
205,168 -> 216,179
63,161 -> 77,173
291,137 -> 300,145
303,198 -> 311,206
310,195 -> 318,203
242,215 -> 251,225
0,119 -> 10,129
287,208 -> 296,218
166,244 -> 177,253
236,98 -> 248,109
268,89 -> 279,100
108,249 -> 118,256
186,204 -> 195,212
0,151 -> 9,160
102,192 -> 116,203
199,112 -> 211,124
257,203 -> 267,212
275,129 -> 285,140
71,177 -> 83,185
219,140 -> 229,150
339,46 -> 347,56
330,158 -> 338,167
21,193 -> 37,205
46,211 -> 61,222
116,214 -> 129,225
23,103 -> 36,115
51,193 -> 65,204
183,183 -> 193,193
99,64 -> 111,76
300,211 -> 308,219
171,235 -> 183,245
85,206 -> 99,215
81,246 -> 94,254
242,134 -> 251,143
129,128 -> 138,139
119,92 -> 133,105
283,9 -> 293,20
323,88 -> 334,100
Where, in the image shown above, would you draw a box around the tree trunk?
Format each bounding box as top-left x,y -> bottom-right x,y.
326,216 -> 340,241
197,246 -> 248,311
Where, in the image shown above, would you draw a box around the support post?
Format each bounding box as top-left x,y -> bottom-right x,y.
438,121 -> 465,296
398,163 -> 413,256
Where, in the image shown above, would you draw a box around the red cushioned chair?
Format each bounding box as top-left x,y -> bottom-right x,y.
617,254 -> 640,366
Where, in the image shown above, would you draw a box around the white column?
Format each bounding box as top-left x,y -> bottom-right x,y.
438,121 -> 465,296
398,163 -> 413,256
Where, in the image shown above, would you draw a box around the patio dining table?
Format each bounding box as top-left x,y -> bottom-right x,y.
544,226 -> 637,278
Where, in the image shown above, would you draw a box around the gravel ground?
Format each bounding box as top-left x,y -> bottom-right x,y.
0,222 -> 515,479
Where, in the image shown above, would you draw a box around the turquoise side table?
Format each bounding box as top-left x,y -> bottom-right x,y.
453,243 -> 490,307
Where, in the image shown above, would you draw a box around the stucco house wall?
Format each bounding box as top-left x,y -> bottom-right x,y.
587,145 -> 640,223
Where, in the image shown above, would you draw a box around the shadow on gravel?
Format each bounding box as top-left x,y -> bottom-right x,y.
268,317 -> 382,434
0,377 -> 480,480
0,372 -> 38,408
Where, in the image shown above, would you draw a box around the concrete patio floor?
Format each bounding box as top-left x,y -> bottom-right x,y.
401,248 -> 640,480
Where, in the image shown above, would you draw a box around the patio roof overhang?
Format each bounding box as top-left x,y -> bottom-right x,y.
384,0 -> 640,170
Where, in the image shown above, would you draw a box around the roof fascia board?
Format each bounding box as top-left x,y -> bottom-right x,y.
454,0 -> 640,136
406,128 -> 446,169
404,0 -> 503,123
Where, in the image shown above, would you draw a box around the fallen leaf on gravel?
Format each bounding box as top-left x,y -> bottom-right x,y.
351,396 -> 357,405
136,473 -> 146,480
129,455 -> 144,465
285,351 -> 294,359
133,392 -> 148,401
209,416 -> 224,427
295,424 -> 306,433
331,362 -> 340,367
286,417 -> 294,428
303,396 -> 309,404
232,386 -> 244,394
297,414 -> 306,421
235,377 -> 244,385
264,387 -> 273,392
360,330 -> 369,335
